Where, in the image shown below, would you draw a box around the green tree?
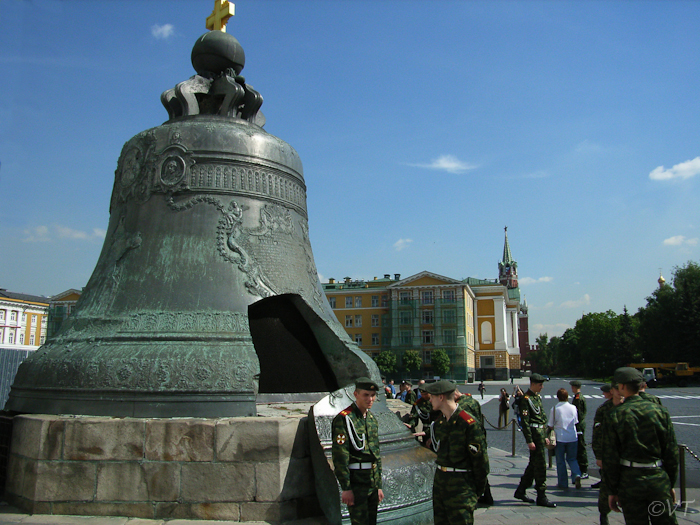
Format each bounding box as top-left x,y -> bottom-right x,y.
431,348 -> 451,377
530,333 -> 554,373
612,306 -> 639,369
402,349 -> 422,373
374,350 -> 396,374
573,311 -> 620,377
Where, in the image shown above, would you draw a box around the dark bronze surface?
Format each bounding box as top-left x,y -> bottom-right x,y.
6,33 -> 380,418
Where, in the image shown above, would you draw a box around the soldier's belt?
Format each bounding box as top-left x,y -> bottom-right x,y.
348,462 -> 376,470
437,465 -> 472,473
530,424 -> 546,429
619,459 -> 663,468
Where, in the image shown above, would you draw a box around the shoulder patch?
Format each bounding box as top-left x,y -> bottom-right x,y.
524,395 -> 529,399
466,393 -> 472,397
574,393 -> 580,399
339,405 -> 353,417
458,411 -> 476,425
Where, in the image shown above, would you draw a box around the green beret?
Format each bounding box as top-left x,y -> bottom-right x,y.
424,379 -> 457,396
570,380 -> 582,388
600,384 -> 611,393
354,377 -> 380,392
613,367 -> 643,384
530,373 -> 546,383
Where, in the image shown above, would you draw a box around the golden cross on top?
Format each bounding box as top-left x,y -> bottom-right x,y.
206,0 -> 235,32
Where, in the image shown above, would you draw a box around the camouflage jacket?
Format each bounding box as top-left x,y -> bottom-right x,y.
572,392 -> 587,433
432,407 -> 490,491
405,389 -> 417,406
518,389 -> 547,443
639,390 -> 663,406
592,399 -> 615,459
331,403 -> 382,491
602,395 -> 678,495
457,392 -> 482,421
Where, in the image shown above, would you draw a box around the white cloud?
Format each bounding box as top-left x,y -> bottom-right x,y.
663,235 -> 698,246
519,276 -> 553,285
23,225 -> 105,243
560,294 -> 590,309
393,238 -> 413,251
151,24 -> 175,40
532,323 -> 571,336
649,157 -> 700,181
408,155 -> 477,174
574,140 -> 602,154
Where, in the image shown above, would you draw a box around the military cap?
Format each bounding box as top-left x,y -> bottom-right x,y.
402,380 -> 412,386
570,380 -> 582,388
530,373 -> 546,383
600,383 -> 611,393
613,367 -> 644,384
354,377 -> 380,391
424,379 -> 458,396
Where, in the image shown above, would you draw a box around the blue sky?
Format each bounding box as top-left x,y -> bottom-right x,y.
1,0 -> 699,339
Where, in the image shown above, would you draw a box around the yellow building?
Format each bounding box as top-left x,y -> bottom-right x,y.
0,289 -> 49,350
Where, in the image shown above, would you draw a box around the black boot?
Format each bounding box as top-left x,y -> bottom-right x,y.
591,480 -> 602,488
478,482 -> 494,505
514,487 -> 535,503
536,490 -> 556,508
600,513 -> 610,525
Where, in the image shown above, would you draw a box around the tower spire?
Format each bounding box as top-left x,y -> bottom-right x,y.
498,226 -> 518,289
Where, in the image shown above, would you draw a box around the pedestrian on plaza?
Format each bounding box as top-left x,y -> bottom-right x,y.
404,381 -> 417,405
592,383 -> 622,525
478,380 -> 485,399
570,380 -> 589,479
513,373 -> 556,508
603,367 -> 679,525
396,382 -> 408,402
388,379 -> 396,398
510,376 -> 514,385
547,388 -> 582,489
498,388 -> 510,428
426,380 -> 489,524
331,377 -> 384,525
405,386 -> 439,448
416,379 -> 426,399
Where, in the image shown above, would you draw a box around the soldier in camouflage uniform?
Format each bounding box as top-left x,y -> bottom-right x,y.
454,388 -> 494,505
603,367 -> 679,525
426,380 -> 489,524
570,380 -> 589,478
639,381 -> 663,406
332,377 -> 384,525
514,373 -> 556,507
592,383 -> 622,525
405,387 -> 439,447
404,381 -> 417,405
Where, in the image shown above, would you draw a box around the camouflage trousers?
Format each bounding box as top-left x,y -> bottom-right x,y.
597,472 -> 611,518
346,485 -> 379,525
432,469 -> 478,525
518,432 -> 547,492
577,431 -> 589,473
617,468 -> 677,525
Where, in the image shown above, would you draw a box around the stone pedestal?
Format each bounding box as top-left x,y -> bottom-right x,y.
5,409 -> 323,522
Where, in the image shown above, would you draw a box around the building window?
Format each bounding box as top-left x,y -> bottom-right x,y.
355,296 -> 362,308
421,309 -> 434,324
443,329 -> 456,344
371,333 -> 379,345
0,311 -> 5,320
41,317 -> 47,325
381,294 -> 388,307
371,295 -> 379,307
481,356 -> 495,368
422,330 -> 434,344
382,315 -> 389,327
10,311 -> 17,322
8,332 -> 14,344
31,315 -> 37,326
399,291 -> 411,304
19,334 -> 25,345
40,336 -> 45,344
443,290 -> 455,302
354,334 -> 363,345
345,297 -> 353,308
399,311 -> 412,325
443,309 -> 456,324
328,297 -> 336,308
354,315 -> 362,327
29,334 -> 35,345
345,315 -> 353,327
371,314 -> 379,327
481,321 -> 493,344
400,331 -> 412,345
21,313 -> 26,322
424,350 -> 432,364
421,291 -> 434,305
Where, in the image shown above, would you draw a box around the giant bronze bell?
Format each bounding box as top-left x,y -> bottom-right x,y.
6,30 -> 381,417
